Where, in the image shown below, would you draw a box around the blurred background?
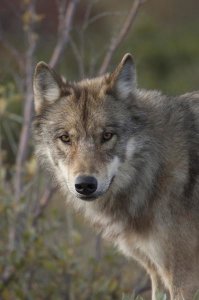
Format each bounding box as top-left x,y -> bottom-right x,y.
0,0 -> 199,299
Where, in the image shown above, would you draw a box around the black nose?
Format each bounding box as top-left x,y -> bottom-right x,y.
75,176 -> 97,195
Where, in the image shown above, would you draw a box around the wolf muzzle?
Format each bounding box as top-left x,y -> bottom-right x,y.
75,176 -> 98,197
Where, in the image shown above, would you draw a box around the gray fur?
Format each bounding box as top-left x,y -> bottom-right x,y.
33,54 -> 199,300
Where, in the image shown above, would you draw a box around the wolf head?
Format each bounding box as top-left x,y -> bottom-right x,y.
33,54 -> 147,202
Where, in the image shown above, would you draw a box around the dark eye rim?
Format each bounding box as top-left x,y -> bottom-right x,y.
59,134 -> 71,144
102,132 -> 114,142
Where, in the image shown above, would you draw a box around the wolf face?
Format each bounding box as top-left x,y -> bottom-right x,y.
33,54 -> 144,201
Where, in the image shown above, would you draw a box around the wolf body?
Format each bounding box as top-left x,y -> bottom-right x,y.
33,54 -> 199,300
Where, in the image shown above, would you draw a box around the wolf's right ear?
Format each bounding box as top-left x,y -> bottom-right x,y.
108,53 -> 137,100
33,62 -> 61,114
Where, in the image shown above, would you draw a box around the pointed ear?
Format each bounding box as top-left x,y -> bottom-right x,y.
33,62 -> 62,114
109,53 -> 136,99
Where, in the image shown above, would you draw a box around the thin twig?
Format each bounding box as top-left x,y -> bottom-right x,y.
85,11 -> 125,29
69,36 -> 85,78
76,0 -> 98,79
33,186 -> 57,226
98,0 -> 146,75
7,113 -> 23,124
82,0 -> 99,30
95,233 -> 103,261
134,282 -> 151,298
0,32 -> 24,72
2,121 -> 17,155
133,275 -> 151,298
49,0 -> 79,68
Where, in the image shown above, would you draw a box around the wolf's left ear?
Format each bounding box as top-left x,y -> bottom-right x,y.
33,62 -> 62,114
109,53 -> 136,99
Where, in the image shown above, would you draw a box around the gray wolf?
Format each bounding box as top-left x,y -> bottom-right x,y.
33,53 -> 199,300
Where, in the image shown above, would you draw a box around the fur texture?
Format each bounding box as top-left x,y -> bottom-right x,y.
33,53 -> 199,300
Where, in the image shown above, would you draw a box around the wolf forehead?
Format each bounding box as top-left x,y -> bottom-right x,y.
36,73 -> 116,121
61,77 -> 115,119
33,53 -> 136,114
42,80 -> 122,128
60,79 -> 106,109
75,76 -> 112,97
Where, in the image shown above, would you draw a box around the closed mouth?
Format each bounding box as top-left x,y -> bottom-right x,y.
76,193 -> 100,201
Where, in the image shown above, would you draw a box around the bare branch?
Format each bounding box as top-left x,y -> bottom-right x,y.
33,186 -> 56,226
55,0 -> 68,35
75,0 -> 99,79
2,121 -> 17,155
98,0 -> 146,75
49,0 -> 79,68
14,0 -> 38,203
82,0 -> 99,30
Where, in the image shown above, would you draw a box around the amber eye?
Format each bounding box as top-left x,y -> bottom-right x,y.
102,132 -> 113,142
59,134 -> 71,144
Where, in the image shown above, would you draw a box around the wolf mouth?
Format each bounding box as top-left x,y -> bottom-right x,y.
76,194 -> 99,201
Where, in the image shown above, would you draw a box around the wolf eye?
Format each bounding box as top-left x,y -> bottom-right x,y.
59,134 -> 71,144
102,132 -> 113,142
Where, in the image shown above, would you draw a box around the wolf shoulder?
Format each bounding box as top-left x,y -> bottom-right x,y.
177,91 -> 199,131
179,90 -> 199,113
